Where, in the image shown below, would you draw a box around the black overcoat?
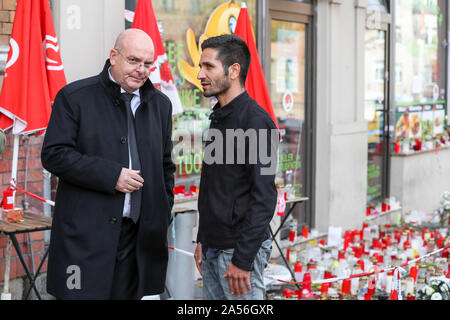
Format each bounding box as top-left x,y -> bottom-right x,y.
41,60 -> 175,299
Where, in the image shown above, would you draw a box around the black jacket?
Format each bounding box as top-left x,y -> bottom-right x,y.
41,60 -> 175,299
197,91 -> 278,271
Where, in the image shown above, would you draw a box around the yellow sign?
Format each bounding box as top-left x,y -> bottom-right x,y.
178,1 -> 241,91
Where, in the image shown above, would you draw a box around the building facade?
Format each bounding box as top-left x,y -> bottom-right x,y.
0,0 -> 449,298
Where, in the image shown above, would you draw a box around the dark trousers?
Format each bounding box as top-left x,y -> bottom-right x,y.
110,217 -> 139,300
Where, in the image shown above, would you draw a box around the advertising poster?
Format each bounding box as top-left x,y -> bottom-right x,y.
408,106 -> 422,139
367,106 -> 382,145
421,105 -> 434,138
434,104 -> 445,135
394,107 -> 408,141
276,29 -> 299,93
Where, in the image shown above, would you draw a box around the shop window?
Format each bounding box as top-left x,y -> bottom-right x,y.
393,0 -> 447,153
284,0 -> 312,3
375,61 -> 385,82
162,0 -> 174,12
190,0 -> 200,14
125,0 -> 257,192
367,0 -> 389,13
395,64 -> 403,83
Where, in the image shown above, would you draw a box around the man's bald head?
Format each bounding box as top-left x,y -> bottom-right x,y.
114,28 -> 154,53
110,29 -> 155,93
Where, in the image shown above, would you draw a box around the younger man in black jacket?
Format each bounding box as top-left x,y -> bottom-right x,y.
194,34 -> 278,300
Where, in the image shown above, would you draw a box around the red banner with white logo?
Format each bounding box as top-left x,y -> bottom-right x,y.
0,0 -> 66,135
234,4 -> 279,129
132,0 -> 183,115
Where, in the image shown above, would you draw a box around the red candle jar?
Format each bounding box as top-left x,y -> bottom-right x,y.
302,273 -> 312,292
289,229 -> 296,242
282,288 -> 294,298
2,189 -> 14,210
302,226 -> 309,238
409,267 -> 418,283
364,293 -> 372,300
355,246 -> 362,258
357,259 -> 365,271
385,235 -> 391,247
352,230 -> 361,243
321,283 -> 329,294
394,142 -> 401,153
341,279 -> 351,295
377,255 -> 384,264
421,229 -> 427,240
344,237 -> 350,251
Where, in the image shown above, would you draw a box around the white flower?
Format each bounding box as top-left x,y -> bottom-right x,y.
424,286 -> 435,296
431,292 -> 443,300
443,191 -> 450,201
439,283 -> 450,293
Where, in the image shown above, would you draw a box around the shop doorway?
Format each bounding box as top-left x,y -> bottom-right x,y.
264,1 -> 314,233
364,2 -> 392,207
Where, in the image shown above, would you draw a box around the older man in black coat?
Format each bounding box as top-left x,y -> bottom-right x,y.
41,29 -> 175,300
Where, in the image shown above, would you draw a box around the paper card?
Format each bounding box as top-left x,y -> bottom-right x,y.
434,107 -> 445,135
327,226 -> 342,248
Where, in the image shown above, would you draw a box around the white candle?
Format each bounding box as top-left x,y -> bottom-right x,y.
386,275 -> 392,293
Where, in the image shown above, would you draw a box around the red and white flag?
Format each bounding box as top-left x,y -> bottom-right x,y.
234,3 -> 279,129
0,0 -> 66,135
131,0 -> 183,115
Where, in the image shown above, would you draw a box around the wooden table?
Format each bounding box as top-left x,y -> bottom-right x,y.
0,212 -> 52,300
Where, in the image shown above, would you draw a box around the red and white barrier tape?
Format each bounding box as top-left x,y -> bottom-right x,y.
6,179 -> 55,206
168,246 -> 194,257
6,179 -> 194,256
277,245 -> 450,286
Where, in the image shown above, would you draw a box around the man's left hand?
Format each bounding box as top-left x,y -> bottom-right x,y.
223,262 -> 251,297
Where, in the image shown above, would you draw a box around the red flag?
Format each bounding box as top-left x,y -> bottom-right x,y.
132,0 -> 183,115
0,0 -> 66,135
234,4 -> 279,129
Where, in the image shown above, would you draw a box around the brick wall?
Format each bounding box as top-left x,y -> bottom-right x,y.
0,0 -> 50,282
0,136 -> 49,282
0,0 -> 16,47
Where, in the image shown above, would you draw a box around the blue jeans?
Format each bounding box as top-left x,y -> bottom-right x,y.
202,239 -> 272,300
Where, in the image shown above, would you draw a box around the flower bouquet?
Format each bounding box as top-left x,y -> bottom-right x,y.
416,277 -> 450,300
440,191 -> 450,226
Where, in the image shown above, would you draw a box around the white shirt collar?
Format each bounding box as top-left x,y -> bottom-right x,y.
108,67 -> 140,97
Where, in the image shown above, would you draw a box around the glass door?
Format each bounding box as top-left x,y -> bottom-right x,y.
267,2 -> 313,232
365,27 -> 390,206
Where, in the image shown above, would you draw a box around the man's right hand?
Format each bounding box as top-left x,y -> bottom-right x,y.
115,168 -> 144,193
194,242 -> 202,275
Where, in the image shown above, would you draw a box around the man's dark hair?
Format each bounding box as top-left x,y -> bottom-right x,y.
201,34 -> 251,86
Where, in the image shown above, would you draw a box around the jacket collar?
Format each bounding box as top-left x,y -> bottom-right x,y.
99,59 -> 157,105
209,90 -> 248,121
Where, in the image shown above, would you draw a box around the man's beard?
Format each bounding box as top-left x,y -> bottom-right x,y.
203,76 -> 231,98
